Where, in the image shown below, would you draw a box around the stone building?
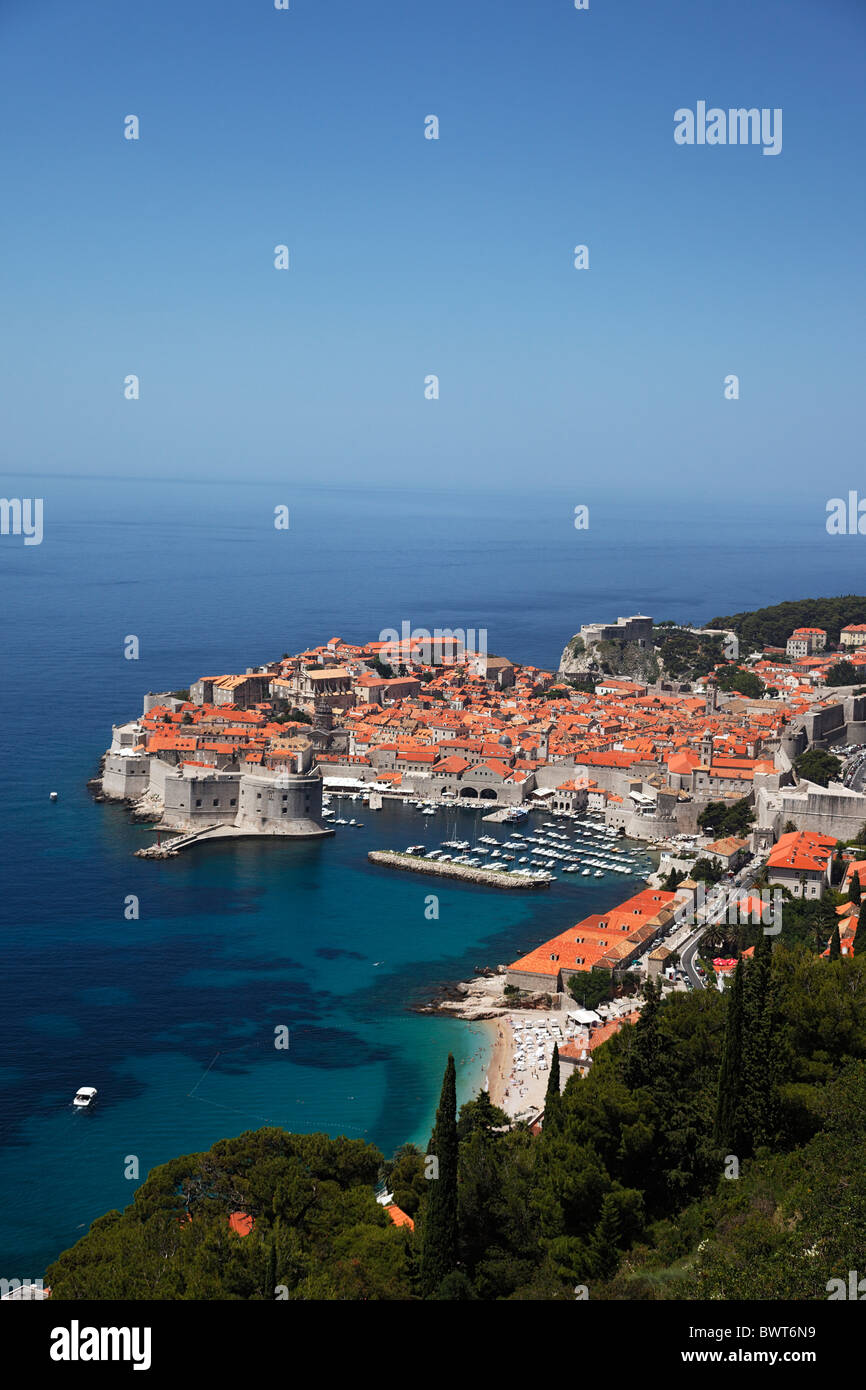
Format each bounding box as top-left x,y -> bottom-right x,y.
579,614 -> 653,653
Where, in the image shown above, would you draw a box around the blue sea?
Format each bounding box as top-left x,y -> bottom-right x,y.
0,477 -> 858,1276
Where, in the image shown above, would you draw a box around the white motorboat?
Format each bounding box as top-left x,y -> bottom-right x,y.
73,1086 -> 97,1109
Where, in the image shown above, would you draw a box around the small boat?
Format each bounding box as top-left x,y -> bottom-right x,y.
49,791 -> 58,801
73,1086 -> 97,1109
581,868 -> 591,876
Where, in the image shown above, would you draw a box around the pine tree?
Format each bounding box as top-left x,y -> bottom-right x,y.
830,923 -> 841,960
420,1054 -> 459,1296
714,957 -> 746,1153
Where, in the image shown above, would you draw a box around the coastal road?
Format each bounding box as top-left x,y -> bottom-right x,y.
848,756 -> 866,794
679,928 -> 706,989
676,857 -> 765,989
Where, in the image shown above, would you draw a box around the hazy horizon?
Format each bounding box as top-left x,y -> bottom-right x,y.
1,0 -> 864,502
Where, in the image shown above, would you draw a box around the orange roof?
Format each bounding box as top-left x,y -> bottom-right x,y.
384,1203 -> 415,1231
228,1211 -> 254,1237
767,830 -> 836,874
508,889 -> 678,977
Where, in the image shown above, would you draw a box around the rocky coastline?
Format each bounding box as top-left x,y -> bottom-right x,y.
412,967 -> 556,1020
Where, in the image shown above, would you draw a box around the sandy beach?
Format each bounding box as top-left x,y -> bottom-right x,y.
486,1006 -> 581,1121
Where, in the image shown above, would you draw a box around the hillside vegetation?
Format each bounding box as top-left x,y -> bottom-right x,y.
45,943 -> 866,1301
707,596 -> 866,650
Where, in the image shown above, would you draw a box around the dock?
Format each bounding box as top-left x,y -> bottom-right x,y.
367,851 -> 550,889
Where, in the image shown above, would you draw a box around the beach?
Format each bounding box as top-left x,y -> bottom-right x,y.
486,1006 -> 580,1121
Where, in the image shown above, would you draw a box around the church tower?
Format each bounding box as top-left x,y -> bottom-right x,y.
312,697 -> 333,734
701,730 -> 714,767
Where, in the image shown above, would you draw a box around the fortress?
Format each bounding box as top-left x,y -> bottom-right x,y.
101,702 -> 331,841
578,614 -> 654,652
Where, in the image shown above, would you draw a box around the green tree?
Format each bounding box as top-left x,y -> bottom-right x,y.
420,1055 -> 459,1295
544,1044 -> 562,1132
622,979 -> 662,1091
698,798 -> 755,837
741,935 -> 778,1152
794,748 -> 842,787
456,1089 -> 507,1143
829,924 -> 841,960
850,873 -> 862,905
856,903 -> 866,955
826,661 -> 859,686
567,970 -> 611,1010
713,666 -> 764,699
692,857 -> 724,885
714,958 -> 746,1152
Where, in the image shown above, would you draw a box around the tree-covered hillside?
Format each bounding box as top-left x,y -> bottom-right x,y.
707,596 -> 866,649
45,943 -> 866,1301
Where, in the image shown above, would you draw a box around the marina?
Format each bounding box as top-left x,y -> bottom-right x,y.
364,799 -> 653,888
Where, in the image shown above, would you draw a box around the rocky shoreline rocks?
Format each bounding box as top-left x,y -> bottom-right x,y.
413,967 -> 555,1020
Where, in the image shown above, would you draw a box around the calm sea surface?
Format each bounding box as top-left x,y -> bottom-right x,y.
0,478 -> 856,1273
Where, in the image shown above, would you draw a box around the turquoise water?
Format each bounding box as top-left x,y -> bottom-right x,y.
2,478 -> 849,1275
1,775 -> 637,1275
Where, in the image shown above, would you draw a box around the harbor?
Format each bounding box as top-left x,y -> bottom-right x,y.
359,801 -> 653,888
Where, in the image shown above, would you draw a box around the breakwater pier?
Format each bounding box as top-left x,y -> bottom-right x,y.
368,851 -> 551,889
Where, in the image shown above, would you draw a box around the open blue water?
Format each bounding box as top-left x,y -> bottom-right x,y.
0,477 -> 857,1274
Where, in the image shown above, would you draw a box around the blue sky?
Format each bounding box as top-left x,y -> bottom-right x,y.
1,0 -> 864,500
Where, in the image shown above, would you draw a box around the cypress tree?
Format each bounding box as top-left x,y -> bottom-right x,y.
741,935 -> 778,1152
623,978 -> 661,1090
264,1231 -> 277,1300
849,872 -> 861,905
714,957 -> 746,1152
420,1054 -> 458,1295
856,902 -> 866,955
830,923 -> 841,960
543,1043 -> 562,1132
